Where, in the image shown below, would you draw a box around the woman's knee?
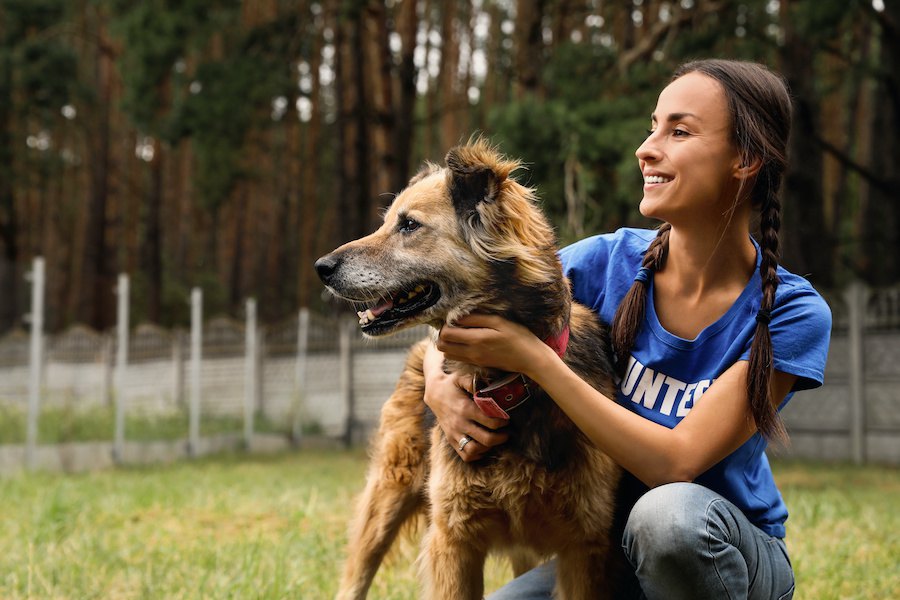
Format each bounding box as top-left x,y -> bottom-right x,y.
622,482 -> 715,559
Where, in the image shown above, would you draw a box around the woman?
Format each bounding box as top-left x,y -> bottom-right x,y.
423,59 -> 831,599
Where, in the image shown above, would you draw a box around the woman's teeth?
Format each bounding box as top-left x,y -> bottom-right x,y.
644,175 -> 672,184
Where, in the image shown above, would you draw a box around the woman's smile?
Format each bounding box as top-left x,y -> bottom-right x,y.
643,171 -> 674,189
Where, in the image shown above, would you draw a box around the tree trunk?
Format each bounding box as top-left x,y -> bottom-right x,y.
72,10 -> 117,329
363,0 -> 396,207
778,0 -> 833,286
0,48 -> 19,332
482,1 -> 506,111
861,0 -> 900,284
437,0 -> 459,150
422,0 -> 436,158
297,2 -> 323,309
514,0 -> 545,98
394,0 -> 418,187
143,138 -> 164,322
335,0 -> 368,242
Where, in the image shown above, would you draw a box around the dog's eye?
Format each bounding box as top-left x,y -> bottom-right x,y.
399,217 -> 421,233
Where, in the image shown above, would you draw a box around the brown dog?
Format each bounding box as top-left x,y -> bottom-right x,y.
315,139 -> 633,599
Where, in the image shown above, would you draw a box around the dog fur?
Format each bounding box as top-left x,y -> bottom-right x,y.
316,139 -> 633,599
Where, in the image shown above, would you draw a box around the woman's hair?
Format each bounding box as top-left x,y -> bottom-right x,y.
611,59 -> 793,442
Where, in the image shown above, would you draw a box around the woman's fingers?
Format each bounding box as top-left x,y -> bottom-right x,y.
466,422 -> 509,447
447,394 -> 509,461
454,424 -> 509,462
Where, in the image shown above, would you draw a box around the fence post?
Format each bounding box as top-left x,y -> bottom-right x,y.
172,330 -> 185,409
25,257 -> 45,471
100,334 -> 114,407
113,274 -> 129,464
845,281 -> 867,465
244,298 -> 257,449
256,327 -> 265,421
340,318 -> 354,448
188,288 -> 202,457
292,307 -> 310,443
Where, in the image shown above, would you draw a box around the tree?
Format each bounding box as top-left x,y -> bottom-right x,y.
860,0 -> 900,284
0,0 -> 80,330
779,0 -> 833,286
0,0 -> 895,335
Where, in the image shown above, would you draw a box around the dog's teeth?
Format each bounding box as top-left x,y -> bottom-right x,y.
415,285 -> 425,292
358,308 -> 377,326
398,297 -> 407,304
407,291 -> 417,299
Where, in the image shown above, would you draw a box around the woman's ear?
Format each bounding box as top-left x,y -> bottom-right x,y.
734,155 -> 763,180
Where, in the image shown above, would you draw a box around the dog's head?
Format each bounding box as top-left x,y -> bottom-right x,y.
315,138 -> 566,337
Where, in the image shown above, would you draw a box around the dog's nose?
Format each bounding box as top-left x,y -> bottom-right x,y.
314,254 -> 340,283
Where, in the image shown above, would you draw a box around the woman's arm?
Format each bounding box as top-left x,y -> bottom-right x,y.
437,314 -> 797,487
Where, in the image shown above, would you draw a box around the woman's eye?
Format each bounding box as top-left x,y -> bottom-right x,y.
399,217 -> 420,233
672,129 -> 690,137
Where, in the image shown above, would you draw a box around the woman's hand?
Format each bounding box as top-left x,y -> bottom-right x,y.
436,314 -> 554,378
422,342 -> 509,462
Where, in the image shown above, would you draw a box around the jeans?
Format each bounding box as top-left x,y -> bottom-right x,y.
487,482 -> 795,600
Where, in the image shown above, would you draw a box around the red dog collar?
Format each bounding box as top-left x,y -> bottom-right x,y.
472,325 -> 569,419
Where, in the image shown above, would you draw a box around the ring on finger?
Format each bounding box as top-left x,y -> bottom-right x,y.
458,435 -> 472,452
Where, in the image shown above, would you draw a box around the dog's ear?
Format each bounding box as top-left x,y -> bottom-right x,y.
445,146 -> 501,219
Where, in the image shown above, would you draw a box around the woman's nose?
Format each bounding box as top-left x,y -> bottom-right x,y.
635,133 -> 661,162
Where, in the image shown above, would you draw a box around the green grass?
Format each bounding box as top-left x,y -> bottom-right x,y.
0,403 -> 294,444
775,461 -> 900,599
0,452 -> 896,599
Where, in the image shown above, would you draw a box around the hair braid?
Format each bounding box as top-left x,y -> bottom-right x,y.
747,178 -> 788,442
670,59 -> 793,443
611,223 -> 671,376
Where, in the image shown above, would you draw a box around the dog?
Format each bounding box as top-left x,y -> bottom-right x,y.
315,139 -> 635,599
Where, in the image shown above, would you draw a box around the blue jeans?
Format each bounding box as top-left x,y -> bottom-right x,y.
487,482 -> 795,599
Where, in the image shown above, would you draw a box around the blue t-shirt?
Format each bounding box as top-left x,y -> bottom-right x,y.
559,228 -> 832,538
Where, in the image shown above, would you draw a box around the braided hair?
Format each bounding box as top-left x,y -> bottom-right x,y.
611,60 -> 793,442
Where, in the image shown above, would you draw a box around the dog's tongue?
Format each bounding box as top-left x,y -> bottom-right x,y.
370,298 -> 393,317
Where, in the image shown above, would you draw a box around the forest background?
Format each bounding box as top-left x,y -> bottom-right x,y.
0,0 -> 896,333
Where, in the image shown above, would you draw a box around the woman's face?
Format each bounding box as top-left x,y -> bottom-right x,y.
635,72 -> 744,226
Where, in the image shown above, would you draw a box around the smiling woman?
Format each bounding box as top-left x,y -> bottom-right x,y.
428,60 -> 832,600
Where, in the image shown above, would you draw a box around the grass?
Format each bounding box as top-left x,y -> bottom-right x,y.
0,452 -> 896,599
775,461 -> 900,598
0,403 -> 295,444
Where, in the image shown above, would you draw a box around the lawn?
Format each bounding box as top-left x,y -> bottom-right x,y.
0,450 -> 896,599
0,403 -> 296,444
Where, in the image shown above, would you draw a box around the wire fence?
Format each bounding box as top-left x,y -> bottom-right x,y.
0,284 -> 430,473
1,259 -> 899,472
783,282 -> 900,464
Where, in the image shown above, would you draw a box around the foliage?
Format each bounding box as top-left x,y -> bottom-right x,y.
1,0 -> 77,107
0,0 -> 66,41
0,0 -> 896,332
16,40 -> 77,112
172,55 -> 289,209
488,43 -> 664,241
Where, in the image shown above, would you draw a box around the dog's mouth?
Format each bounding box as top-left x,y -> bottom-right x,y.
355,282 -> 441,335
